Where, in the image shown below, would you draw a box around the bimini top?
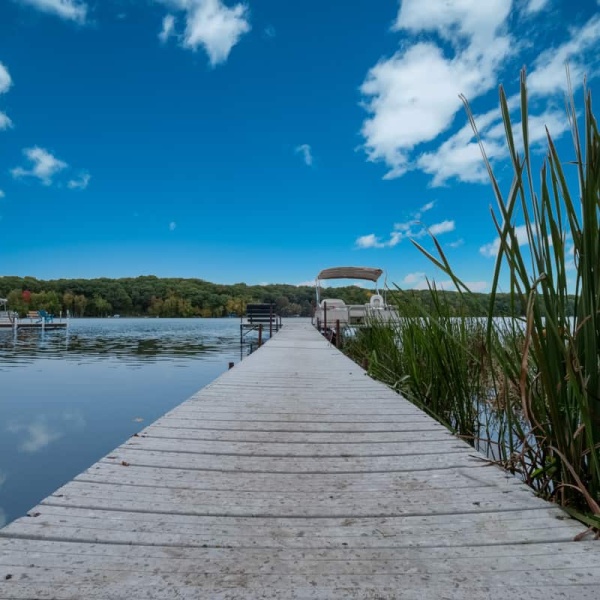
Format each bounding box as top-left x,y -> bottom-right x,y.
316,267 -> 383,282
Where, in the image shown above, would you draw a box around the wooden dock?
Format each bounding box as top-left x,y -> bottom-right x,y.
0,322 -> 598,599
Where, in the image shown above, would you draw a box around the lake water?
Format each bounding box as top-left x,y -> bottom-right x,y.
0,318 -> 245,528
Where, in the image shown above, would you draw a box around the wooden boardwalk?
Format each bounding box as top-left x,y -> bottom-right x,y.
0,322 -> 598,599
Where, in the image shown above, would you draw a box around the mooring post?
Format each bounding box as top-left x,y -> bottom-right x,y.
323,301 -> 327,334
336,319 -> 341,348
258,324 -> 263,347
269,304 -> 273,338
228,362 -> 234,370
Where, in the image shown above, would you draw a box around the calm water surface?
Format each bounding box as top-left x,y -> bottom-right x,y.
0,318 -> 245,527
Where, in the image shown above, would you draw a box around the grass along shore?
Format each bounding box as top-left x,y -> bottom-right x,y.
345,69 -> 600,530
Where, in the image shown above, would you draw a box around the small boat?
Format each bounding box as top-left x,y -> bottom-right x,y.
312,266 -> 399,331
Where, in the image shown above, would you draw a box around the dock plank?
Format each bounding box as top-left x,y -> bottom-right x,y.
0,321 -> 598,599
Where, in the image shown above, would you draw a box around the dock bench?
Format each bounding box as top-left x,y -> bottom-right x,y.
240,303 -> 282,343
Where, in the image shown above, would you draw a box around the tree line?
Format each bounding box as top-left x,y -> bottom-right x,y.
0,275 -> 364,318
0,275 -> 572,319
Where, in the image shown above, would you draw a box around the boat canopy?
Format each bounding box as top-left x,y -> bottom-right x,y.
316,267 -> 383,282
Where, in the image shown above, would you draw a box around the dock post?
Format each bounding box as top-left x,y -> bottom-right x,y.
269,305 -> 273,338
336,319 -> 341,348
258,324 -> 263,347
323,301 -> 327,335
228,362 -> 234,370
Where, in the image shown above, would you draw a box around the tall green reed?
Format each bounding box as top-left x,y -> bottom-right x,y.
413,68 -> 600,519
345,287 -> 490,444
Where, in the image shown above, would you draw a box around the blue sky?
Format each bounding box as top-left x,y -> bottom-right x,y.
0,0 -> 598,290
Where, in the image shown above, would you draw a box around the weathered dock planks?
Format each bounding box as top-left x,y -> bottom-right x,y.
1,321 -> 598,599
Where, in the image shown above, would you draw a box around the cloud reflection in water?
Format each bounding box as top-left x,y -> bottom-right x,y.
6,411 -> 86,453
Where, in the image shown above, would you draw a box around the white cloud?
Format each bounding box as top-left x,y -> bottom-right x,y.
0,63 -> 11,95
296,280 -> 316,287
0,190 -> 5,198
410,278 -> 487,292
0,62 -> 13,130
420,201 -> 435,212
355,234 -> 385,249
480,224 -> 530,257
418,103 -> 568,186
465,281 -> 488,293
360,19 -> 512,179
67,172 -> 90,190
0,113 -> 12,130
429,220 -> 455,235
169,221 -> 177,231
157,0 -> 251,67
359,1 -> 597,186
403,272 -> 426,285
524,0 -> 550,14
295,143 -> 313,166
159,14 -> 176,43
394,0 -> 511,45
357,217 -> 455,250
448,238 -> 464,248
11,147 -> 68,185
528,14 -> 600,96
16,0 -> 87,23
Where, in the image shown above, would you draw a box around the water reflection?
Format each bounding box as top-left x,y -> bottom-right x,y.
6,410 -> 86,453
0,318 -> 243,527
0,471 -> 6,528
0,318 -> 242,367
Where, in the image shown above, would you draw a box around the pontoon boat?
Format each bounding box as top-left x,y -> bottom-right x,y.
312,266 -> 398,331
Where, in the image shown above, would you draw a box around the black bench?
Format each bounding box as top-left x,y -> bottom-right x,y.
245,303 -> 276,324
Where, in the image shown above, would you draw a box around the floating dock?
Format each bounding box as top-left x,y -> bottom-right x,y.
0,322 -> 598,599
0,322 -> 68,330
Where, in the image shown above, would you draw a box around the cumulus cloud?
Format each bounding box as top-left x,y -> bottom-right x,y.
403,272 -> 426,285
0,63 -> 11,95
527,14 -> 600,96
16,0 -> 88,23
359,1 -> 599,186
409,277 -> 487,293
157,0 -> 251,66
159,14 -> 176,43
0,113 -> 12,130
295,144 -> 313,166
67,172 -> 91,190
524,0 -> 550,14
480,224 -> 530,257
355,234 -> 385,249
429,220 -> 455,235
11,147 -> 68,185
401,271 -> 487,292
0,62 -> 13,130
418,102 -> 569,186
